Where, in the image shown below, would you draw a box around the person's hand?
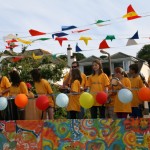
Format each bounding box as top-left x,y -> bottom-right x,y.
80,86 -> 84,92
117,80 -> 125,88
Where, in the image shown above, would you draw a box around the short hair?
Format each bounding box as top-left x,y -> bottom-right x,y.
129,64 -> 139,73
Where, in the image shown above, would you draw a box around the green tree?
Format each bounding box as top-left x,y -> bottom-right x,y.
1,54 -> 69,119
58,53 -> 86,61
136,44 -> 150,61
58,55 -> 67,62
1,55 -> 66,83
73,53 -> 86,61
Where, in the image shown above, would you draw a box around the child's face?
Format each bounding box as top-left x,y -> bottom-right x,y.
129,68 -> 134,74
92,62 -> 100,72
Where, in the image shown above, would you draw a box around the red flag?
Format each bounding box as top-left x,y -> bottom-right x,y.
72,29 -> 90,33
6,39 -> 18,44
12,56 -> 24,62
55,37 -> 68,46
99,40 -> 110,49
127,5 -> 141,20
29,29 -> 46,36
6,45 -> 18,49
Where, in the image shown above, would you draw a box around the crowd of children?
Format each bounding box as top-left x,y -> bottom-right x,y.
0,59 -> 150,120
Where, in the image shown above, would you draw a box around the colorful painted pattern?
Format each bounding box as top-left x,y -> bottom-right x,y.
0,119 -> 150,150
0,120 -> 43,150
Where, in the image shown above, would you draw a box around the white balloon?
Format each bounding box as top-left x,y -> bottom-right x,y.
118,89 -> 133,103
0,97 -> 8,110
56,93 -> 69,107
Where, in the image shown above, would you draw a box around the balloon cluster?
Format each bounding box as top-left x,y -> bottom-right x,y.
1,87 -> 150,111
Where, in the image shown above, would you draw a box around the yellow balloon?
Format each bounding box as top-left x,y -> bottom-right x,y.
79,92 -> 95,109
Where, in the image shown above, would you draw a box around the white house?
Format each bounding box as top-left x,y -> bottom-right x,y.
78,52 -> 149,81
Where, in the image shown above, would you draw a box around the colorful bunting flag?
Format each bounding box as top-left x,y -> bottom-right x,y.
105,35 -> 116,41
12,56 -> 24,62
99,40 -> 110,49
32,53 -> 43,60
95,20 -> 109,24
126,39 -> 137,46
52,32 -> 68,39
61,26 -> 77,31
123,4 -> 141,20
79,36 -> 92,45
32,38 -> 50,42
29,29 -> 46,36
55,37 -> 68,46
72,29 -> 90,33
6,43 -> 18,49
6,39 -> 18,44
95,20 -> 110,27
76,43 -> 82,52
130,31 -> 139,39
17,38 -> 32,45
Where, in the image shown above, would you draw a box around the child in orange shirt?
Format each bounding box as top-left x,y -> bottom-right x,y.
113,67 -> 132,118
87,59 -> 110,118
67,69 -> 82,119
30,69 -> 55,119
129,64 -> 144,118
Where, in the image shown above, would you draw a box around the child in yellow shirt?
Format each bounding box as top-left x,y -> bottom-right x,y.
87,59 -> 110,118
67,69 -> 82,119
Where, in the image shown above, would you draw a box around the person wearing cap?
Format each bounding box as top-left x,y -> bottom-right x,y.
113,67 -> 132,118
87,59 -> 110,118
129,64 -> 144,118
63,61 -> 88,119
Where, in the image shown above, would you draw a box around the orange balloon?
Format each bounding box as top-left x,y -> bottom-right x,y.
15,94 -> 28,108
138,87 -> 150,101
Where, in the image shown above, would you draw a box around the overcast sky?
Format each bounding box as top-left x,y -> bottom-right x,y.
0,0 -> 150,57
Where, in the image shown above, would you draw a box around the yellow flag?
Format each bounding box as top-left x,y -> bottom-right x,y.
79,36 -> 92,45
17,38 -> 32,45
32,52 -> 43,60
122,11 -> 138,18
